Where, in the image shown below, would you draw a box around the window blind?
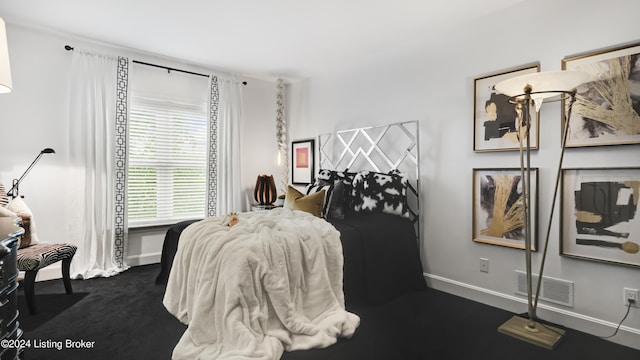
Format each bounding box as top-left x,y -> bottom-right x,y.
128,96 -> 207,227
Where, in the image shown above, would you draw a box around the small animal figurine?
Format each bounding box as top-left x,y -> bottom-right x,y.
228,212 -> 239,227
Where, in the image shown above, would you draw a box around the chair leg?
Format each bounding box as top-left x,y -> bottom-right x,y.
23,270 -> 39,315
62,257 -> 74,295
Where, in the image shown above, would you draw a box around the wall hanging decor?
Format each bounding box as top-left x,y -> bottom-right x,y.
472,167 -> 538,250
473,64 -> 540,152
561,167 -> 640,268
562,42 -> 640,147
291,139 -> 315,185
276,78 -> 289,193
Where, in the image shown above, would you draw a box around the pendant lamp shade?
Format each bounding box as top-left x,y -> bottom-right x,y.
0,18 -> 13,94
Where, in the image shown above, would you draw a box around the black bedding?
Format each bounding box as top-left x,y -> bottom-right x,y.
156,212 -> 426,307
155,219 -> 200,285
329,213 -> 426,306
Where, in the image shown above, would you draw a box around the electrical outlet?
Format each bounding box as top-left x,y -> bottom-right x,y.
480,258 -> 489,273
623,288 -> 639,307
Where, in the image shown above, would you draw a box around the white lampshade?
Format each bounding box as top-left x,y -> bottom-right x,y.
0,18 -> 13,94
495,70 -> 590,100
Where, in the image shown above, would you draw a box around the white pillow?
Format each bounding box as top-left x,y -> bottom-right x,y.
7,197 -> 40,246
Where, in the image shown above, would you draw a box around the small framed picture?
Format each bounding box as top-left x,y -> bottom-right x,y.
560,167 -> 640,268
472,168 -> 538,251
473,64 -> 540,152
291,139 -> 315,185
562,42 -> 640,147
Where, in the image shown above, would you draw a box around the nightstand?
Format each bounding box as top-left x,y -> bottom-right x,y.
251,204 -> 281,211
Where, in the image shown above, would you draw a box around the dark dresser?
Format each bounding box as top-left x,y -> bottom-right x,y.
0,217 -> 23,360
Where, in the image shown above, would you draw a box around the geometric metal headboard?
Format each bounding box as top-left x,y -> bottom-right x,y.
318,120 -> 420,237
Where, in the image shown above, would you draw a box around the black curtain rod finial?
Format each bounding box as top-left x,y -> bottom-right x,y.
65,45 -> 74,51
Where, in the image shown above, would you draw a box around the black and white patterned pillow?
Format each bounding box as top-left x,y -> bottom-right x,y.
351,170 -> 409,218
316,169 -> 334,182
313,169 -> 357,218
315,169 -> 356,185
305,183 -> 333,218
317,179 -> 346,219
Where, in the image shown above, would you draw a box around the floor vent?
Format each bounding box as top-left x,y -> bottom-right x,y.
515,271 -> 574,307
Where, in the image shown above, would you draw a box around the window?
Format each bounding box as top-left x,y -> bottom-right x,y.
127,64 -> 209,227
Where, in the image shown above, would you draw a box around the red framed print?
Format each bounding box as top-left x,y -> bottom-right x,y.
291,139 -> 315,185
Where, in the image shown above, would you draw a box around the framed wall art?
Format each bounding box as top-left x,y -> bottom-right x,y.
472,168 -> 538,250
291,139 -> 315,185
560,167 -> 640,268
562,42 -> 640,147
473,64 -> 540,152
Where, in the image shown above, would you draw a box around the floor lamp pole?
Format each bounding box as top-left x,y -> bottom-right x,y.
533,91 -> 577,313
498,87 -> 566,350
521,88 -> 535,329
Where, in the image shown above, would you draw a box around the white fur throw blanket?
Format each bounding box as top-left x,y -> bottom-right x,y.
163,208 -> 360,360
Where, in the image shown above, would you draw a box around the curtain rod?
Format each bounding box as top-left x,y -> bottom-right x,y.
64,45 -> 247,85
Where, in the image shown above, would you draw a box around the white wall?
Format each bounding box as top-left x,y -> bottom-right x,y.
287,0 -> 640,349
0,24 -> 278,267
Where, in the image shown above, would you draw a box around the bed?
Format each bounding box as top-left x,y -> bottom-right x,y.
161,121 -> 425,359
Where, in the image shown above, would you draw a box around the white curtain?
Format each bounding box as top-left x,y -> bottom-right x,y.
210,75 -> 243,216
67,51 -> 129,279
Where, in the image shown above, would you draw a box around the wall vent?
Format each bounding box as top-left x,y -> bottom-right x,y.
515,271 -> 574,307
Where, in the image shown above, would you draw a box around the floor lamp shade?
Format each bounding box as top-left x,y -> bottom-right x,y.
494,70 -> 590,99
0,18 -> 13,94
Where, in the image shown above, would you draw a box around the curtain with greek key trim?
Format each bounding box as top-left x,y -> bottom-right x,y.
68,51 -> 129,279
207,75 -> 243,216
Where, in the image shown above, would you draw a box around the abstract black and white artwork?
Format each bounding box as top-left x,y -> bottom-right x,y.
473,65 -> 540,152
561,168 -> 640,268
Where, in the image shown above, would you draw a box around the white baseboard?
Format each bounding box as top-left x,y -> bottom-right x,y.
425,272 -> 640,350
125,252 -> 161,267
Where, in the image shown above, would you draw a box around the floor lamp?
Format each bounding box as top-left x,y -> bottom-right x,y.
6,148 -> 56,198
494,70 -> 589,349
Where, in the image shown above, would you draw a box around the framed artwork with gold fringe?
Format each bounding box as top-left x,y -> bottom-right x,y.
562,42 -> 640,147
472,168 -> 538,251
560,167 -> 640,268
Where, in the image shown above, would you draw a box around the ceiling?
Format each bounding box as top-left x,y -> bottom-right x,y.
0,0 -> 524,81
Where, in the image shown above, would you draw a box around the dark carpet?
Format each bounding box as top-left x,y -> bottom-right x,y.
18,292 -> 88,332
16,264 -> 639,360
